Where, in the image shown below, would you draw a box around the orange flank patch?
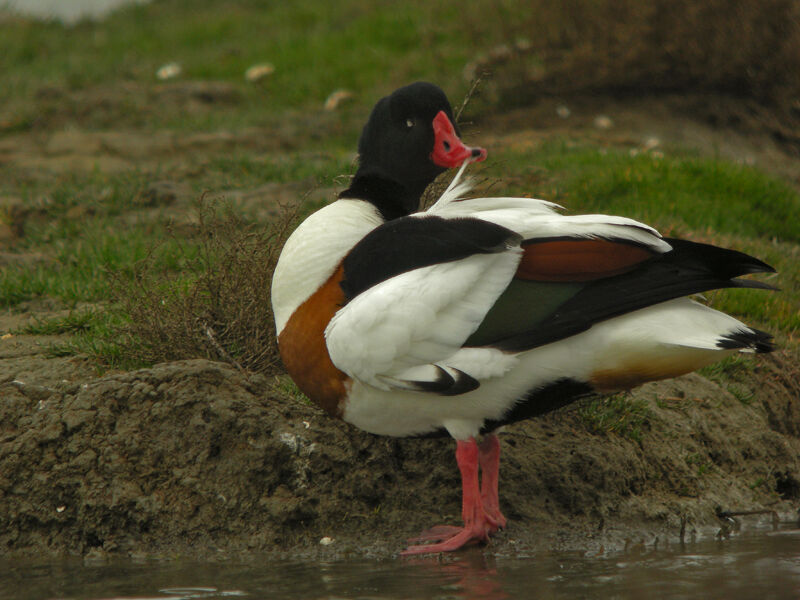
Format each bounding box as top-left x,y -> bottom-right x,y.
278,265 -> 349,418
516,239 -> 655,282
590,347 -> 730,392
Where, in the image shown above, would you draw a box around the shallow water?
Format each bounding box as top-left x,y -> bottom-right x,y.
1,0 -> 149,23
2,530 -> 799,600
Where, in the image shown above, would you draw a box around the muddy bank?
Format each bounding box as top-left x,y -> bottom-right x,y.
0,86 -> 798,559
1,357 -> 797,560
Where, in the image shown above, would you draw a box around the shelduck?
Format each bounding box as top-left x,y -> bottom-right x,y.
271,82 -> 776,555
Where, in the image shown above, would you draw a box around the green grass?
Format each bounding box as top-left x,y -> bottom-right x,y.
698,354 -> 760,406
0,1 -> 798,371
0,218 -> 197,308
1,139 -> 797,366
487,141 -> 800,242
578,394 -> 651,442
206,151 -> 356,187
19,310 -> 97,335
698,354 -> 756,380
272,375 -> 310,405
52,312 -> 141,370
685,453 -> 712,477
14,308 -> 138,369
0,0 -> 477,131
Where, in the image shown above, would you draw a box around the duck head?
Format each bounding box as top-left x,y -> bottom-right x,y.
340,82 -> 486,220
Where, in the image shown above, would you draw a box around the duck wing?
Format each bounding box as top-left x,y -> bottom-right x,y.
326,199 -> 699,394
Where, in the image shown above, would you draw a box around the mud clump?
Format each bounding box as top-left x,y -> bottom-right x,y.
0,358 -> 797,559
0,360 -> 452,558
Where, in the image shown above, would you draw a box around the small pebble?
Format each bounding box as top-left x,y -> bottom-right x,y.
156,62 -> 181,80
594,115 -> 613,130
488,44 -> 512,60
462,61 -> 478,81
514,38 -> 532,51
245,63 -> 275,82
279,432 -> 298,453
324,89 -> 354,111
642,136 -> 661,151
319,536 -> 334,546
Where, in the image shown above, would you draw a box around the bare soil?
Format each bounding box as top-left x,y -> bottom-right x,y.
1,88 -> 798,559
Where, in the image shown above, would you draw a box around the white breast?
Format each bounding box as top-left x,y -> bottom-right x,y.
271,199 -> 384,334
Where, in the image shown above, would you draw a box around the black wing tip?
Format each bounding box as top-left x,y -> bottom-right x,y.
728,251 -> 776,276
739,256 -> 777,275
664,237 -> 777,278
730,278 -> 780,292
717,327 -> 776,353
409,365 -> 481,396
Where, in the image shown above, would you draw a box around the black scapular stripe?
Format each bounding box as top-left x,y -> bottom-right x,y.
485,238 -> 777,352
340,215 -> 521,301
480,378 -> 596,433
416,377 -> 595,438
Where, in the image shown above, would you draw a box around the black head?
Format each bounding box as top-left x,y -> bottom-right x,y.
340,82 -> 486,220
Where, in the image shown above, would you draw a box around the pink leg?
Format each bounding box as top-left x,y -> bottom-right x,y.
401,438 -> 491,555
478,434 -> 507,531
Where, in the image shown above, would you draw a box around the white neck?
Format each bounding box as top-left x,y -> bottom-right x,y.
271,199 -> 384,334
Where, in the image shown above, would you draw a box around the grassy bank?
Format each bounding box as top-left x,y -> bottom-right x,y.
0,0 -> 797,374
3,139 -> 796,372
0,0 -> 473,132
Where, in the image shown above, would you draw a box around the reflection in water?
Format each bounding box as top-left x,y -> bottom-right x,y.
398,550 -> 509,600
157,589 -> 246,599
1,529 -> 799,600
1,0 -> 150,24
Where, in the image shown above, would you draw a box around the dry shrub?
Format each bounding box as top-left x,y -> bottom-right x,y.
516,0 -> 795,96
458,0 -> 800,145
111,199 -> 298,375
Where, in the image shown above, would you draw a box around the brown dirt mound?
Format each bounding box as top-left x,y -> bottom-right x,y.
1,358 -> 797,559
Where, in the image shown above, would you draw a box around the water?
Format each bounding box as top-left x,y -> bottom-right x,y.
0,0 -> 148,24
2,530 -> 799,600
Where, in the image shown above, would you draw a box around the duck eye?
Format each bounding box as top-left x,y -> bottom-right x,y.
405,118 -> 415,129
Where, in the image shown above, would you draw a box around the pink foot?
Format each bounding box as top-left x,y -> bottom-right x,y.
401,524 -> 489,555
402,437 -> 506,556
484,507 -> 507,532
407,525 -> 463,544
